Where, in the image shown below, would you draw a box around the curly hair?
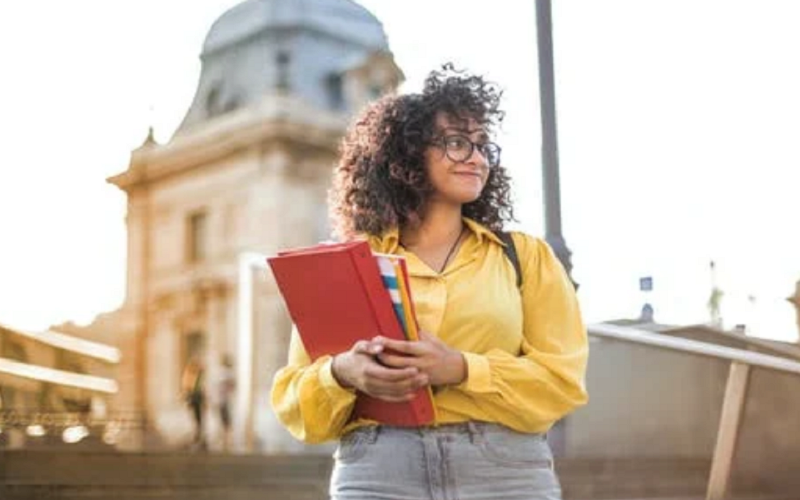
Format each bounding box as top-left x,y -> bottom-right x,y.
329,64 -> 515,240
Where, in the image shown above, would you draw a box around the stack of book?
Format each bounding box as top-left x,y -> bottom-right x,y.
374,252 -> 419,341
267,241 -> 435,426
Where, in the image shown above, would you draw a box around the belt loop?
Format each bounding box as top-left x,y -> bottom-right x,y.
466,421 -> 481,444
365,425 -> 380,444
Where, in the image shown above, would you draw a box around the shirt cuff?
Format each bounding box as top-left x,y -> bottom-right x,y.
319,356 -> 357,399
456,352 -> 493,393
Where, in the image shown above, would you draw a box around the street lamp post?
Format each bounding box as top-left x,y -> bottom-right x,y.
535,0 -> 576,286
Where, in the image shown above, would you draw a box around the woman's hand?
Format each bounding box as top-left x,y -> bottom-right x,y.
331,339 -> 429,402
373,331 -> 466,387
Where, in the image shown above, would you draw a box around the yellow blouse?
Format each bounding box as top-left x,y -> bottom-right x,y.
270,218 -> 589,443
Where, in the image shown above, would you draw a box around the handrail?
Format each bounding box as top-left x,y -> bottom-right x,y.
0,357 -> 118,394
0,410 -> 144,429
588,323 -> 800,376
587,322 -> 800,500
0,321 -> 121,364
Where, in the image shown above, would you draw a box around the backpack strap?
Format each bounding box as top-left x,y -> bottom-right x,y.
496,231 -> 522,289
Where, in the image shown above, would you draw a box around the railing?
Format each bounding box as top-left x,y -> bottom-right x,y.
588,323 -> 800,500
0,357 -> 118,393
0,321 -> 121,363
0,410 -> 146,447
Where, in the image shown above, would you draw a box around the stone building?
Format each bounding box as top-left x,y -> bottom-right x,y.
75,0 -> 402,451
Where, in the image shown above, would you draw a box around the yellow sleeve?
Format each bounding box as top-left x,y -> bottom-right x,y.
269,326 -> 358,443
457,234 -> 589,432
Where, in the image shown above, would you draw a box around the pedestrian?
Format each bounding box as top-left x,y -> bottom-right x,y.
217,354 -> 235,451
181,356 -> 206,450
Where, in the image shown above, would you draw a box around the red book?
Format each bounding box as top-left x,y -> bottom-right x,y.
267,240 -> 435,427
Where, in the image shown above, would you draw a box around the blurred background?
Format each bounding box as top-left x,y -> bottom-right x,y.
0,1 -> 799,499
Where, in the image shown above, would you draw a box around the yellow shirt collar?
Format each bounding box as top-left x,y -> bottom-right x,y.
368,217 -> 505,253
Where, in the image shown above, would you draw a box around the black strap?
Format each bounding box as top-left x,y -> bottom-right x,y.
497,231 -> 522,289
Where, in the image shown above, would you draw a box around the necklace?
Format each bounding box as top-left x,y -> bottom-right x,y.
400,225 -> 466,274
438,226 -> 466,273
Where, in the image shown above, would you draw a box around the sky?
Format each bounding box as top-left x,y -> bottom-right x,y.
0,0 -> 798,341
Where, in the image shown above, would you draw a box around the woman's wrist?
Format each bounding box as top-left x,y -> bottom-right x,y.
445,350 -> 467,386
331,354 -> 354,389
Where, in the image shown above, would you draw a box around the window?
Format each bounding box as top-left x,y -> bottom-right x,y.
2,339 -> 27,362
187,211 -> 208,263
56,350 -> 86,374
276,51 -> 291,90
327,74 -> 344,110
182,331 -> 206,373
368,84 -> 383,100
206,85 -> 239,117
0,385 -> 15,409
222,96 -> 239,113
205,86 -> 221,117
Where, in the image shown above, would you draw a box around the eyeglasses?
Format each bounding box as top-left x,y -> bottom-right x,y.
432,135 -> 502,168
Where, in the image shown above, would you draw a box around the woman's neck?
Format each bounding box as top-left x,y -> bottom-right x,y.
400,203 -> 464,250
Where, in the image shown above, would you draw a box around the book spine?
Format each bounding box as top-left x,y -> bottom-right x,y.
349,245 -> 436,427
348,245 -> 406,341
393,259 -> 418,341
376,256 -> 407,335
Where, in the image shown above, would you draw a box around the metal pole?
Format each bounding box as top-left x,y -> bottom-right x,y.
536,0 -> 575,285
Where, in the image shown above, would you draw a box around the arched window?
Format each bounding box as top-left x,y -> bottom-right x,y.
205,86 -> 221,117
276,51 -> 291,90
186,210 -> 209,263
326,74 -> 344,111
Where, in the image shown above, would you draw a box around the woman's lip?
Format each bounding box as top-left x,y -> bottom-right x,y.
453,171 -> 481,177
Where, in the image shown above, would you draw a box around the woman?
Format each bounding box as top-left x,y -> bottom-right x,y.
271,65 -> 588,500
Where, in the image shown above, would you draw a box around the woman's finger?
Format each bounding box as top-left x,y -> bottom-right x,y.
376,352 -> 420,369
364,373 -> 428,398
363,363 -> 418,382
372,336 -> 427,355
353,340 -> 383,355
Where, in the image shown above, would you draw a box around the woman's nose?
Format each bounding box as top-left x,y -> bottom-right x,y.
467,144 -> 488,168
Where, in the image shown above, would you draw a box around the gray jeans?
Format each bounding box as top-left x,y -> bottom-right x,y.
330,422 -> 562,500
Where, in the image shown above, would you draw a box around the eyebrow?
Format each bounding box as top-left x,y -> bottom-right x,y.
442,126 -> 489,139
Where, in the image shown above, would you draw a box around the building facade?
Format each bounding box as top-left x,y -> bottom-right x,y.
76,0 -> 402,452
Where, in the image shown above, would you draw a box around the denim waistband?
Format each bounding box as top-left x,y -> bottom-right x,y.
350,421 -> 545,443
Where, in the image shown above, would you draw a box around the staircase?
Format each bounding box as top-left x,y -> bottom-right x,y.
0,451 -> 788,500
558,457 -> 710,499
0,450 -> 331,500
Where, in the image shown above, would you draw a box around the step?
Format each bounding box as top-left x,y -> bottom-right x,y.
0,451 -> 792,500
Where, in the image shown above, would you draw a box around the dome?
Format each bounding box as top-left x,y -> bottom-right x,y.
203,0 -> 388,54
174,0 -> 394,135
